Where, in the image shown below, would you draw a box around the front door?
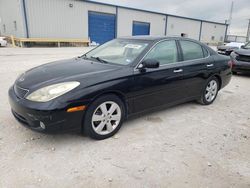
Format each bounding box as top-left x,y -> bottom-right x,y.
131,40 -> 189,113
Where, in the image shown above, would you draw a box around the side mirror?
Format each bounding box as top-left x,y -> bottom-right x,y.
139,59 -> 160,69
241,45 -> 245,49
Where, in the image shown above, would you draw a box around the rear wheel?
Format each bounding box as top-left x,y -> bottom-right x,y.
83,94 -> 125,140
198,77 -> 219,105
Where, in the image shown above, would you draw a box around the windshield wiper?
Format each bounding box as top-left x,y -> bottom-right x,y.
80,54 -> 88,59
90,56 -> 110,64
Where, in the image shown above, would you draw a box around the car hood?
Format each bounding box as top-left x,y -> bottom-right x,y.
217,46 -> 237,50
234,49 -> 250,56
15,58 -> 121,90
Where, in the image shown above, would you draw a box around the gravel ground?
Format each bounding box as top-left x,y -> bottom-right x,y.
0,47 -> 250,188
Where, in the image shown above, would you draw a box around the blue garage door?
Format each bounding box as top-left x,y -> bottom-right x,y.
88,12 -> 116,44
132,21 -> 150,36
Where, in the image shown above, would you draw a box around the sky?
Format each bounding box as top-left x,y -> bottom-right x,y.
92,0 -> 250,36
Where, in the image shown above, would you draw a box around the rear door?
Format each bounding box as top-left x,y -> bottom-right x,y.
177,40 -> 213,97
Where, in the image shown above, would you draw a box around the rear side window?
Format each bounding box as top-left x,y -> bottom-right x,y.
180,40 -> 204,61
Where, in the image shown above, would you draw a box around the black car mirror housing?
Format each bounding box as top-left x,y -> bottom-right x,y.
140,59 -> 160,69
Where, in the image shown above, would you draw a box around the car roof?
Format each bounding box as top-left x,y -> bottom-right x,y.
118,35 -> 199,42
118,35 -> 217,55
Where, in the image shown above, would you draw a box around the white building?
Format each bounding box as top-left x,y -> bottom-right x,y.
0,0 -> 228,44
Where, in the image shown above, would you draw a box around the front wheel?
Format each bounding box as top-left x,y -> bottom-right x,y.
83,94 -> 125,140
198,77 -> 219,105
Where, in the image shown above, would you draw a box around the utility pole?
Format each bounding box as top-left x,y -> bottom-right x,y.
226,1 -> 234,35
247,19 -> 250,42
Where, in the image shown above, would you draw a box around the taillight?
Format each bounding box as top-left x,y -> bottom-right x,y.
228,60 -> 234,69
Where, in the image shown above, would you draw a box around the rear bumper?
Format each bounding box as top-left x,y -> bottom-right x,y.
8,86 -> 84,133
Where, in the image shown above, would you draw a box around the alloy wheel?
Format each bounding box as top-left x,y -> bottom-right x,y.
205,80 -> 218,102
91,101 -> 121,135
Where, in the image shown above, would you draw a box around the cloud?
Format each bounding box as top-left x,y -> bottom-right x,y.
92,0 -> 250,36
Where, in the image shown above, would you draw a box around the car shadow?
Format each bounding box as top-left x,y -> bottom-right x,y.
233,72 -> 250,77
124,101 -> 197,125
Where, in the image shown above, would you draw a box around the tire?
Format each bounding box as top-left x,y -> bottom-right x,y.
83,94 -> 125,140
198,77 -> 219,105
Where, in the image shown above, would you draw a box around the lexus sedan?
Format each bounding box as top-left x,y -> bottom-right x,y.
230,41 -> 250,74
9,36 -> 232,140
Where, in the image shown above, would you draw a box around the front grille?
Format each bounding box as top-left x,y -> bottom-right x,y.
14,84 -> 29,98
236,55 -> 250,62
218,49 -> 226,52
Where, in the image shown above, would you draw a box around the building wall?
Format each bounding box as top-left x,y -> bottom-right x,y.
0,0 -> 228,44
166,16 -> 201,40
25,0 -> 116,38
117,8 -> 166,37
0,0 -> 25,37
200,22 -> 226,43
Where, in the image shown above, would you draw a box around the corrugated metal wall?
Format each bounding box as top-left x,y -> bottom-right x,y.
0,0 -> 227,44
200,22 -> 226,43
166,16 -> 201,40
25,0 -> 116,39
117,8 -> 166,37
0,0 -> 25,37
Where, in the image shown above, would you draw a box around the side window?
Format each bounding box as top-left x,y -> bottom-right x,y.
144,40 -> 178,65
180,40 -> 204,61
203,47 -> 209,57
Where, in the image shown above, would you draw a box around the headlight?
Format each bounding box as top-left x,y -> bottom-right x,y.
230,51 -> 236,58
26,81 -> 80,102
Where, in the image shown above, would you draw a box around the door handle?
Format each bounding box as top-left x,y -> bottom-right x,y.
173,69 -> 183,73
207,64 -> 214,67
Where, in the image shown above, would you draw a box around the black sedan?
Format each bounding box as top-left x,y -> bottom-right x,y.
230,42 -> 250,74
9,36 -> 232,140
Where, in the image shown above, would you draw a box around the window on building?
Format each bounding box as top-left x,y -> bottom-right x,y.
144,40 -> 178,65
179,40 -> 204,61
181,33 -> 188,38
211,36 -> 215,41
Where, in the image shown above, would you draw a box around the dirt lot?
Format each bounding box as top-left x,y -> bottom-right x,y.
0,47 -> 250,188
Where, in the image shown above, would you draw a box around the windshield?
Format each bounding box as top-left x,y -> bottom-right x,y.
84,39 -> 149,65
225,42 -> 244,48
244,42 -> 250,49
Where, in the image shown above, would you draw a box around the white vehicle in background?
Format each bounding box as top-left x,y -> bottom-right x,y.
217,42 -> 245,56
0,37 -> 7,47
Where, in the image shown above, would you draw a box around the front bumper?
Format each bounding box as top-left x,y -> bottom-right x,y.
218,50 -> 231,56
8,86 -> 84,133
232,60 -> 250,73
